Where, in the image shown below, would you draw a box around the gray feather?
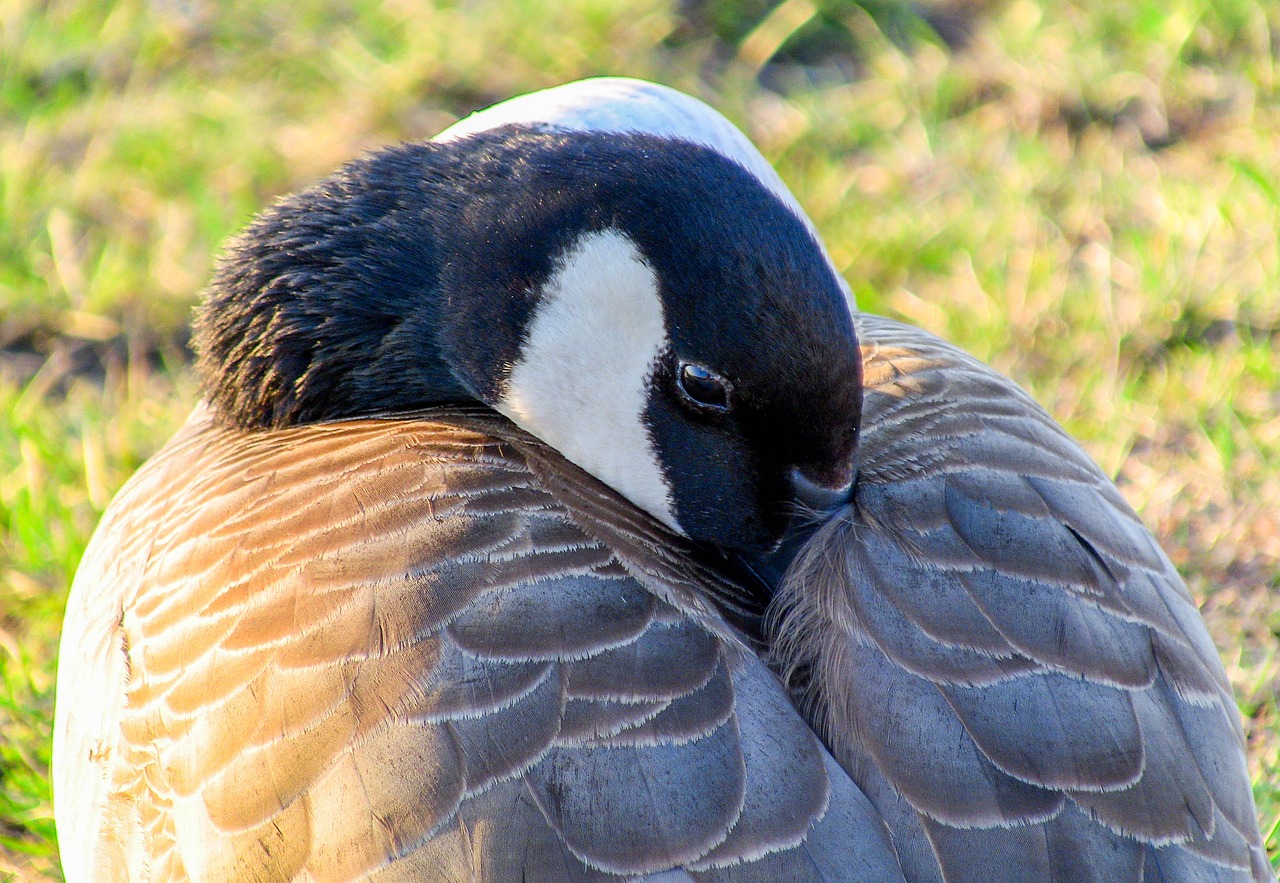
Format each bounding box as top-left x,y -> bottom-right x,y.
567,620 -> 721,701
449,666 -> 566,796
961,567 -> 1158,688
446,571 -> 656,660
941,671 -> 1143,790
527,720 -> 746,874
764,314 -> 1267,881
557,696 -> 670,743
1143,842 -> 1264,883
448,782 -> 616,882
415,645 -> 553,722
920,802 -> 1148,883
834,745 -> 945,883
836,638 -> 1064,827
691,661 -> 830,868
1168,696 -> 1259,837
841,510 -> 1017,658
595,656 -> 736,748
1071,679 -> 1215,843
843,526 -> 1042,686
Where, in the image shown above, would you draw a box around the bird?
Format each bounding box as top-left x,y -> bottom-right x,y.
53,77 -> 1270,881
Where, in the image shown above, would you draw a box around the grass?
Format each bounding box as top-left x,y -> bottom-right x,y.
2,0 -> 1277,877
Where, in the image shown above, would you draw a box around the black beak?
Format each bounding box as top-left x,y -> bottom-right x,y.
789,466 -> 854,515
707,466 -> 856,636
723,468 -> 853,618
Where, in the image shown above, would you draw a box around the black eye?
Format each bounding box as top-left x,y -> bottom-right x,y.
677,362 -> 732,411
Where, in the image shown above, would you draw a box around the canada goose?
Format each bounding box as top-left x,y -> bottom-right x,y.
54,78 -> 1269,881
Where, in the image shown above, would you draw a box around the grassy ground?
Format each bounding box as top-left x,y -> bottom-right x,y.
2,0 -> 1277,877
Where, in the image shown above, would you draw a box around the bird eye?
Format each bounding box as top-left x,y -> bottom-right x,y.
677,362 -> 732,411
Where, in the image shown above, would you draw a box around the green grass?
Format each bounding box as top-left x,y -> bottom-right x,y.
2,0 -> 1277,877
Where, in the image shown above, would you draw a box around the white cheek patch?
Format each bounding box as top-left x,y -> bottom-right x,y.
498,229 -> 681,533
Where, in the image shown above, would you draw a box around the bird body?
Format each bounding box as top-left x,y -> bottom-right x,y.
54,79 -> 1269,881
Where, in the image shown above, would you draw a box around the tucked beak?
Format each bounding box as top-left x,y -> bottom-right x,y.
729,466 -> 854,598
788,465 -> 854,515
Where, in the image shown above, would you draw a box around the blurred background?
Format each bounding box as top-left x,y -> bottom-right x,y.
2,0 -> 1278,876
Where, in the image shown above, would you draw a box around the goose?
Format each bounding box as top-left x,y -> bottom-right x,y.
53,78 -> 1269,881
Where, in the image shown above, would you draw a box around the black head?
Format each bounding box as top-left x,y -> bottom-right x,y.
194,126 -> 862,551
435,129 -> 862,550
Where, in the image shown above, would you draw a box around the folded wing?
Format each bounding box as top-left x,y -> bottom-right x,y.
769,314 -> 1268,882
54,409 -> 904,881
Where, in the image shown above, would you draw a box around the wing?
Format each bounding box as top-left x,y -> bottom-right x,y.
767,314 -> 1270,882
54,408 -> 905,881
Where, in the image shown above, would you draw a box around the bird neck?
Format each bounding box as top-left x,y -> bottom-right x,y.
193,143 -> 476,430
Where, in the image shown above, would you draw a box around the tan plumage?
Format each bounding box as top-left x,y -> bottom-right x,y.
54,78 -> 1268,881
56,404 -> 896,880
56,316 -> 1267,880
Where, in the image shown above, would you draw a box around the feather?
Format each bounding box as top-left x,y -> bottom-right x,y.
55,259 -> 1266,880
765,314 -> 1266,881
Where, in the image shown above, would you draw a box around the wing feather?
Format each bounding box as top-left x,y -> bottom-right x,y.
768,314 -> 1267,880
60,311 -> 1263,880
57,408 -> 902,879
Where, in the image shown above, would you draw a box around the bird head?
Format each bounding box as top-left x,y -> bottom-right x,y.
195,81 -> 861,552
